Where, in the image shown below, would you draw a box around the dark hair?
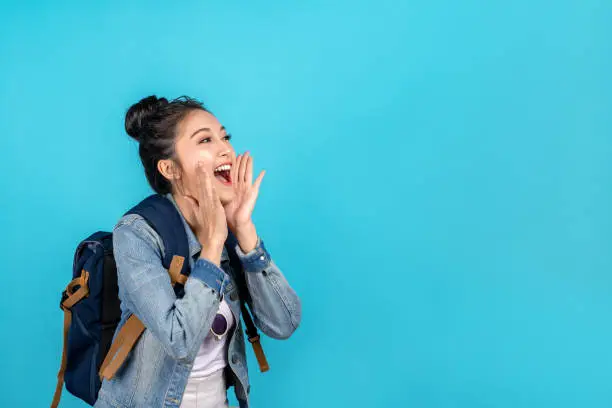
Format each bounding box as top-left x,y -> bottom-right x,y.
125,95 -> 207,194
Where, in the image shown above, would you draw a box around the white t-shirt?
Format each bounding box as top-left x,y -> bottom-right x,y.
189,298 -> 235,379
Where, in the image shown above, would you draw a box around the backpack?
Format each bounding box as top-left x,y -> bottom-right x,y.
51,194 -> 269,408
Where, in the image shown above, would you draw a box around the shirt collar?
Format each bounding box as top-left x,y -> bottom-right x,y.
164,193 -> 229,262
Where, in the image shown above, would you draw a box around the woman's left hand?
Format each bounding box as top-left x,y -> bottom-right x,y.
224,152 -> 265,251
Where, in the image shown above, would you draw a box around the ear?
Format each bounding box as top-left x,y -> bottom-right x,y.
157,159 -> 180,182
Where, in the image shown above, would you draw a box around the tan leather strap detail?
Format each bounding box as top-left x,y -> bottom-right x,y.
50,309 -> 72,408
65,270 -> 89,295
248,335 -> 270,372
98,256 -> 185,382
61,270 -> 90,310
99,315 -> 146,381
51,270 -> 90,408
168,255 -> 187,285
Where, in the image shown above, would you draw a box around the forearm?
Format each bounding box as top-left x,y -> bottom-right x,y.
115,218 -> 230,362
234,239 -> 301,339
122,258 -> 229,362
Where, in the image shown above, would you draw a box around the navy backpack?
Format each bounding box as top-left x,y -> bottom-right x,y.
51,194 -> 268,407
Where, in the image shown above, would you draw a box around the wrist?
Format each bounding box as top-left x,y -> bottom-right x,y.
233,222 -> 258,253
199,246 -> 223,266
198,238 -> 224,265
197,232 -> 225,249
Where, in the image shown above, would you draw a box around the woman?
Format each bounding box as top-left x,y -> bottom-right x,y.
94,95 -> 301,408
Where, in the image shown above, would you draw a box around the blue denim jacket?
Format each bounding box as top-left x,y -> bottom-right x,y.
94,194 -> 301,408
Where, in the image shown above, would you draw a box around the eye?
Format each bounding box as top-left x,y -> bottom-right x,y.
198,137 -> 211,144
224,134 -> 232,141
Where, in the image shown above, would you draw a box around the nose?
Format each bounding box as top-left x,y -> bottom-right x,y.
218,144 -> 232,160
212,133 -> 233,160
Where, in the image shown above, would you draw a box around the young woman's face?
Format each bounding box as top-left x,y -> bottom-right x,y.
171,109 -> 236,205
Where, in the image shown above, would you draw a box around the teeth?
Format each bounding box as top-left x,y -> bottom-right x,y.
214,164 -> 231,173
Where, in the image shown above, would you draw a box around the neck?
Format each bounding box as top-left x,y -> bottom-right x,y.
171,193 -> 199,235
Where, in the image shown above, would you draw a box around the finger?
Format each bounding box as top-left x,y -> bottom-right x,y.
204,163 -> 223,204
216,196 -> 226,212
232,154 -> 242,186
243,171 -> 264,212
245,155 -> 253,185
195,162 -> 214,202
244,170 -> 265,209
238,151 -> 249,184
183,194 -> 198,211
175,174 -> 188,197
182,194 -> 199,219
194,164 -> 205,203
253,169 -> 265,193
213,190 -> 226,222
210,181 -> 221,205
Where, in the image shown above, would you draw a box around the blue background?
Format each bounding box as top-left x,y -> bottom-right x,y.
1,1 -> 611,407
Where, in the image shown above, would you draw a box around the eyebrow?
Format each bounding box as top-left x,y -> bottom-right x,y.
190,126 -> 227,139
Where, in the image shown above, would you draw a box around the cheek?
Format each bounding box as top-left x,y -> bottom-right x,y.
195,149 -> 216,164
181,150 -> 212,176
178,152 -> 218,195
177,138 -> 215,167
182,170 -> 198,194
183,147 -> 212,167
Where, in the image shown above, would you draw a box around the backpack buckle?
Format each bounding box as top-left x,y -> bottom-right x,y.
59,291 -> 69,311
60,270 -> 90,311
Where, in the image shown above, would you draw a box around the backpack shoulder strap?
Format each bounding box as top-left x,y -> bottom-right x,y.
226,232 -> 270,372
98,194 -> 190,382
126,194 -> 191,277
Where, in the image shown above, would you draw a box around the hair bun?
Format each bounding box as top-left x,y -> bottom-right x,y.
125,95 -> 169,142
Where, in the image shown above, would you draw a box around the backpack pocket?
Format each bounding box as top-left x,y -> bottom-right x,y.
64,307 -> 101,405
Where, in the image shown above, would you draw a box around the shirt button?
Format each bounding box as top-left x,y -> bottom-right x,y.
231,354 -> 239,364
259,255 -> 265,261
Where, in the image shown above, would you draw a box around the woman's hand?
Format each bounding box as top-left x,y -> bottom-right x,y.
182,162 -> 228,265
224,152 -> 265,253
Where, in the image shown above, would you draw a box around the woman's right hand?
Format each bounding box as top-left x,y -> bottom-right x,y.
182,162 -> 228,265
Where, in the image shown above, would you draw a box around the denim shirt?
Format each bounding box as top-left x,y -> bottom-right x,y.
95,194 -> 301,408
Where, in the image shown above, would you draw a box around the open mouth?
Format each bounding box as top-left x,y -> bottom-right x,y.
213,163 -> 232,185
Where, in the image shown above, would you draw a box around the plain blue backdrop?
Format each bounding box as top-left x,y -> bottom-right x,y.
1,1 -> 611,407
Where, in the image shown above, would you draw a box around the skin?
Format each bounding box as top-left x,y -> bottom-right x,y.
156,109 -> 265,265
